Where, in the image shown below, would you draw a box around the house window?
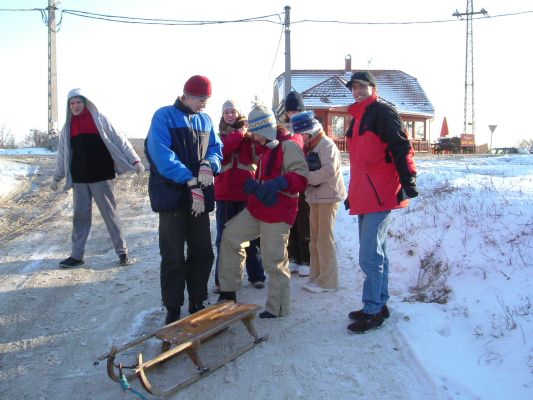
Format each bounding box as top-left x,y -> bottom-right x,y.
404,121 -> 414,139
332,116 -> 345,137
414,121 -> 425,140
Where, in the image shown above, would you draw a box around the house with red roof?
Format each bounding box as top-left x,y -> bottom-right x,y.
273,56 -> 434,152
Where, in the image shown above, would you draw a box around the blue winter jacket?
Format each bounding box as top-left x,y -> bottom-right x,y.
145,98 -> 222,212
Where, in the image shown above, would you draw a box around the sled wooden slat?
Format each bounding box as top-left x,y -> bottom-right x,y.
100,301 -> 266,397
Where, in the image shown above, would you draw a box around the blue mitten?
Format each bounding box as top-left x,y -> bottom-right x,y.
244,179 -> 260,194
255,176 -> 289,206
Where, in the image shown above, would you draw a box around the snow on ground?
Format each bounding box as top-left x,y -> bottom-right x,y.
0,152 -> 532,399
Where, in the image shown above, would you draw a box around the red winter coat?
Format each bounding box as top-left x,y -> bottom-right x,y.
346,93 -> 417,215
247,127 -> 308,225
215,117 -> 257,201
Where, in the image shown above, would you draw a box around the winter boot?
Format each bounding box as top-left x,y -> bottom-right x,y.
119,253 -> 135,266
59,257 -> 84,268
348,305 -> 390,321
259,310 -> 278,319
218,291 -> 236,302
188,301 -> 207,314
347,312 -> 385,334
165,307 -> 181,325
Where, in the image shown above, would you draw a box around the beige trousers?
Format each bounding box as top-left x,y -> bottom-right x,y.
309,202 -> 339,289
219,208 -> 292,316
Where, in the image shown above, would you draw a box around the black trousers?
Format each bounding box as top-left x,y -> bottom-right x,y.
159,210 -> 214,308
288,193 -> 310,265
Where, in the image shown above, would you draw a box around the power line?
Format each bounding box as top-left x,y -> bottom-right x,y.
61,9 -> 282,25
1,7 -> 532,26
292,10 -> 532,25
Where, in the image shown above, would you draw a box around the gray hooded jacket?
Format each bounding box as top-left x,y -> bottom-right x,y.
53,88 -> 140,190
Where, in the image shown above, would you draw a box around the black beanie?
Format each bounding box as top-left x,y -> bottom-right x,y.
285,91 -> 305,112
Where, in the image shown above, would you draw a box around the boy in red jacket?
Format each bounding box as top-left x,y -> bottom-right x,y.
218,103 -> 308,318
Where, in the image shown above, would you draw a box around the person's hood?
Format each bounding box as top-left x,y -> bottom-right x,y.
65,88 -> 99,122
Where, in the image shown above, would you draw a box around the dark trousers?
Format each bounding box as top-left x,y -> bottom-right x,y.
288,193 -> 310,265
159,210 -> 214,308
215,200 -> 265,285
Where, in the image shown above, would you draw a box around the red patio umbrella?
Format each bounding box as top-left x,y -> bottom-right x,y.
440,117 -> 449,138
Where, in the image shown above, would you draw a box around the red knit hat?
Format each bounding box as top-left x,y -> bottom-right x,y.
183,75 -> 212,97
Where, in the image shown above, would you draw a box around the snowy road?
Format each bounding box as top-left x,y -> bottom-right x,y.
0,155 -> 447,400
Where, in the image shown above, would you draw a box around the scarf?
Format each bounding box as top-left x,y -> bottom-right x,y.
219,115 -> 247,135
348,92 -> 378,137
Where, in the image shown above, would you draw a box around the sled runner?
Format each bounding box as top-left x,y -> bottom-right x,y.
97,301 -> 266,397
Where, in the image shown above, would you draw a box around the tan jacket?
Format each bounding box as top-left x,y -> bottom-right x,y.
305,135 -> 346,204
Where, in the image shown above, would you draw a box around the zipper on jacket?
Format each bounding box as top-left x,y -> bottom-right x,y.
366,174 -> 384,206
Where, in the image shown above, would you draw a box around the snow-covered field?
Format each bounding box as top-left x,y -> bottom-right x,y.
0,151 -> 531,400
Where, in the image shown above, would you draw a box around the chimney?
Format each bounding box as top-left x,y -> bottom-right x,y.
345,54 -> 352,72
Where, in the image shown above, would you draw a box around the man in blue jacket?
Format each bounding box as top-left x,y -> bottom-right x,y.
145,75 -> 223,325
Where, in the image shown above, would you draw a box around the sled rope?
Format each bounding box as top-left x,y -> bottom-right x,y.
119,364 -> 148,400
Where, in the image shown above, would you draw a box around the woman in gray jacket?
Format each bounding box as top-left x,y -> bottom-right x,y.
51,88 -> 144,268
291,111 -> 346,292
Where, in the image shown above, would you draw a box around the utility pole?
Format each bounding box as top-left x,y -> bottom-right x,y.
284,5 -> 291,98
47,0 -> 58,140
453,1 -> 487,137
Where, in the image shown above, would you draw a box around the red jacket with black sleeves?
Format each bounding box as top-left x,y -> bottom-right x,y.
247,126 -> 309,225
346,93 -> 417,215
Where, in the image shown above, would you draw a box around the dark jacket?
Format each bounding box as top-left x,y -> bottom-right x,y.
145,98 -> 223,213
346,94 -> 417,215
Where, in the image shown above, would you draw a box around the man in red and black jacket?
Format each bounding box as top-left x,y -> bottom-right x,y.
344,71 -> 418,334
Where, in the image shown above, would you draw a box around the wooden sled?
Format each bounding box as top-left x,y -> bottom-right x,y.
97,301 -> 267,397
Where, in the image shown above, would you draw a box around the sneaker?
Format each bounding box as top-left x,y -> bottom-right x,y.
188,301 -> 207,314
165,307 -> 181,325
212,284 -> 220,294
302,282 -> 336,293
253,281 -> 265,289
348,305 -> 390,321
347,312 -> 385,334
119,253 -> 135,266
59,257 -> 84,268
289,262 -> 299,273
298,265 -> 310,277
259,310 -> 277,319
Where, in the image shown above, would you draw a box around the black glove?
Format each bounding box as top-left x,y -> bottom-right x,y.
344,198 -> 350,210
306,152 -> 321,172
402,185 -> 419,198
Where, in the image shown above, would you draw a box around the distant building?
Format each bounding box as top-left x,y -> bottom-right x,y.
273,55 -> 435,152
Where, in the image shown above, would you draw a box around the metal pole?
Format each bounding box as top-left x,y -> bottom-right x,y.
284,6 -> 291,98
48,0 -> 58,137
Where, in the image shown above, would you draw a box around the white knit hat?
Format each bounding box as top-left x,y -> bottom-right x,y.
222,99 -> 241,115
248,102 -> 277,141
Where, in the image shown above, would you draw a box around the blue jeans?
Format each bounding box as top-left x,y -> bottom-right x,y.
358,211 -> 392,314
215,200 -> 265,285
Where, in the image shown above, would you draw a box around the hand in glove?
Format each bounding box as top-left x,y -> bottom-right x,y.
187,178 -> 205,217
133,161 -> 145,175
397,176 -> 419,202
254,176 -> 289,207
244,179 -> 260,194
197,160 -> 213,187
50,180 -> 59,191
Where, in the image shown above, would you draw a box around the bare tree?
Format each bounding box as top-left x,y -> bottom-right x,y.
24,128 -> 50,148
0,125 -> 17,149
517,138 -> 533,149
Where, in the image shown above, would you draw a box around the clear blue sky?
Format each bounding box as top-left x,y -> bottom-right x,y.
1,0 -> 532,147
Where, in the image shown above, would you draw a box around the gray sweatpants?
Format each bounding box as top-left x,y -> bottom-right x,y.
71,180 -> 127,260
